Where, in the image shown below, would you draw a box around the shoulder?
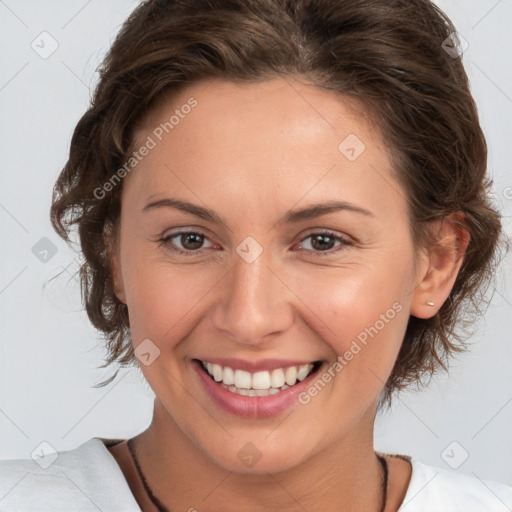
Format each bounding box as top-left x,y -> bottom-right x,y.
0,437 -> 140,512
398,456 -> 512,512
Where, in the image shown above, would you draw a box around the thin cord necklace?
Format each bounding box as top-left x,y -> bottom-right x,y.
127,438 -> 388,512
128,438 -> 171,512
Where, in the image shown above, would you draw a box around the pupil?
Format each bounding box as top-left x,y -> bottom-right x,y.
311,234 -> 334,251
181,233 -> 203,250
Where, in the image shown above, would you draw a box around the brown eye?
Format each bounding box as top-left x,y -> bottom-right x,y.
161,230 -> 214,254
296,230 -> 352,256
310,234 -> 336,251
179,232 -> 204,250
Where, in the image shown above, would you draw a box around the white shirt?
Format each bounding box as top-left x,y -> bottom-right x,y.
0,437 -> 511,511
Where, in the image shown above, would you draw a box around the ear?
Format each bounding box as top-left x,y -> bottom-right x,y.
104,222 -> 127,305
410,213 -> 470,319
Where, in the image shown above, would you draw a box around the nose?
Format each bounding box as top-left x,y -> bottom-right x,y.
209,249 -> 294,347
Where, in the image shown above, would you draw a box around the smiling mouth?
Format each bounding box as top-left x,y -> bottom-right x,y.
197,359 -> 322,397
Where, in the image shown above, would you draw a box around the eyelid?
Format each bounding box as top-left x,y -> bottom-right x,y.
298,228 -> 352,243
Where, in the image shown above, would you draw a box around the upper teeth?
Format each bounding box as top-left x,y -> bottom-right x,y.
202,361 -> 315,390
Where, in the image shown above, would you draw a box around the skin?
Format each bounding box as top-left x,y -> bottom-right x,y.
106,77 -> 467,511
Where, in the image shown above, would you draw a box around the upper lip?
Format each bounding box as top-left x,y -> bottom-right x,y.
194,357 -> 320,373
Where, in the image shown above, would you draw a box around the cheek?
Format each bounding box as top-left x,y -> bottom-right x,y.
290,256 -> 413,370
122,254 -> 216,344
290,275 -> 409,417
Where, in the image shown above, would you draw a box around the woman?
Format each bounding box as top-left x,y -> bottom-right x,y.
1,0 -> 510,510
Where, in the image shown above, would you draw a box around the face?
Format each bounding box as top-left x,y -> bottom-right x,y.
111,77 -> 428,474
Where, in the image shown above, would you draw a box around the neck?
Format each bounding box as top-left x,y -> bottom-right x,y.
133,398 -> 385,512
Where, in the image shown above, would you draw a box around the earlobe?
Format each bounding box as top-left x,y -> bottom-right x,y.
410,213 -> 470,319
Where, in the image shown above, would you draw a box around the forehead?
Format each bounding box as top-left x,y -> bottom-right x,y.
135,77 -> 378,148
124,77 -> 403,219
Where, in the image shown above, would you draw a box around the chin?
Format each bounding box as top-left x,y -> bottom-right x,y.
193,430 -> 316,475
209,447 -> 307,475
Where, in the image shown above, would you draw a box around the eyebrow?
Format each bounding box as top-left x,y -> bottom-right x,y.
142,197 -> 375,225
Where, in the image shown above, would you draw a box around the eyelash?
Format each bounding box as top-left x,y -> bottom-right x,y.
159,229 -> 353,257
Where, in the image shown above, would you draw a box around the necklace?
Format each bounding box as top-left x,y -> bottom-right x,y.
128,438 -> 171,512
127,438 -> 388,512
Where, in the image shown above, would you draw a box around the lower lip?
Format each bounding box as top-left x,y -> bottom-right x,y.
193,359 -> 321,418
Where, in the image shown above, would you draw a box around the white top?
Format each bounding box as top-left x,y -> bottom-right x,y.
1,437 -> 511,511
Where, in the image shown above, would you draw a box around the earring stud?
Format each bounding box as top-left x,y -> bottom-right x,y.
426,301 -> 435,307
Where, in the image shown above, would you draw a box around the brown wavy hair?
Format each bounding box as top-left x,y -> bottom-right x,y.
50,0 -> 504,405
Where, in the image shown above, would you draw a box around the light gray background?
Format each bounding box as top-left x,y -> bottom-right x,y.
1,0 -> 511,486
